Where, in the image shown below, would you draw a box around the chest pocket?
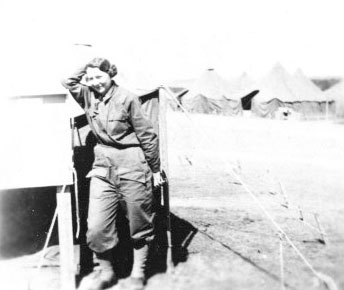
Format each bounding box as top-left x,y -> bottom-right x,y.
107,109 -> 130,136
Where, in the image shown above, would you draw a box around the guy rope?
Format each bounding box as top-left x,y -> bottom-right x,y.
163,86 -> 338,290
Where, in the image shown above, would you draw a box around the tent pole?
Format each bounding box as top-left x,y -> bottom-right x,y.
326,95 -> 329,120
158,87 -> 173,271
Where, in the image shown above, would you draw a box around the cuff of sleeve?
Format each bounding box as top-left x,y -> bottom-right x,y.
150,164 -> 160,174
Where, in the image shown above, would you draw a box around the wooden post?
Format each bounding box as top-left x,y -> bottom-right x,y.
159,87 -> 173,271
57,185 -> 76,290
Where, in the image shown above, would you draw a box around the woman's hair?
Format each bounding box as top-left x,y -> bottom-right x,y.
85,57 -> 117,78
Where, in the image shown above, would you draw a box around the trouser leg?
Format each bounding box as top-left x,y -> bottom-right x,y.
119,176 -> 154,280
87,176 -> 120,254
79,176 -> 119,290
120,176 -> 154,245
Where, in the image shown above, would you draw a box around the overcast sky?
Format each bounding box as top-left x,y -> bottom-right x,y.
1,0 -> 344,86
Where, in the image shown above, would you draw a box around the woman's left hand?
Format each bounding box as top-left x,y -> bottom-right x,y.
153,172 -> 164,188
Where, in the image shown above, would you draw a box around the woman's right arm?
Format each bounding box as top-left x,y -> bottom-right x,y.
61,66 -> 88,108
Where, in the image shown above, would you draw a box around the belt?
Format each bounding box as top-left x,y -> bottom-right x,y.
96,142 -> 140,150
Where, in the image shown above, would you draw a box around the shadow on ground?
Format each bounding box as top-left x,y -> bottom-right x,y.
76,208 -> 198,283
147,211 -> 198,278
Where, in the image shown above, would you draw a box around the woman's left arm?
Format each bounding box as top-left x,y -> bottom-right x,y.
128,95 -> 163,186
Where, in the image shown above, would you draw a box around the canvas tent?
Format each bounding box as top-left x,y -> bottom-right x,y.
177,69 -> 243,116
0,88 -> 82,290
250,63 -> 299,118
166,78 -> 195,111
0,44 -> 91,270
117,72 -> 182,112
249,64 -> 334,118
228,72 -> 258,110
292,69 -> 335,118
324,80 -> 344,118
164,86 -> 188,111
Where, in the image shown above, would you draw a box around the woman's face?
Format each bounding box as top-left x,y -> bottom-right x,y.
86,67 -> 112,96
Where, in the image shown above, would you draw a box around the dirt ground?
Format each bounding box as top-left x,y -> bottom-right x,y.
1,111 -> 343,290
145,112 -> 344,290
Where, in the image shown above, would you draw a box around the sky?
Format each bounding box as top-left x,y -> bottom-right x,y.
1,0 -> 344,88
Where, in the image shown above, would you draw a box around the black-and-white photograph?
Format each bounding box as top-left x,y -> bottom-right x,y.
0,0 -> 343,289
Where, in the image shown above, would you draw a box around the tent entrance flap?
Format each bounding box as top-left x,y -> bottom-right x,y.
241,90 -> 259,110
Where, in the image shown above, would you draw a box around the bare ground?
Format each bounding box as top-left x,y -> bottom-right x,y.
144,112 -> 344,290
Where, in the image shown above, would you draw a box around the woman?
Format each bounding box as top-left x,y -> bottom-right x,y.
62,57 -> 163,290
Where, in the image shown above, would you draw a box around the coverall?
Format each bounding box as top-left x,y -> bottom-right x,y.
62,67 -> 160,253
